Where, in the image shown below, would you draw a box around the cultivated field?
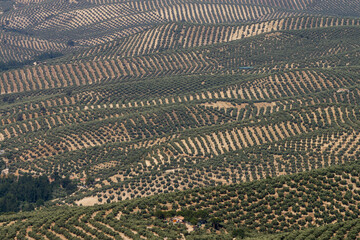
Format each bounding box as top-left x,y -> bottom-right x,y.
1,1 -> 360,239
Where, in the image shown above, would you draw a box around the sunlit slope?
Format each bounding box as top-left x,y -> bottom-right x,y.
0,22 -> 359,206
1,21 -> 360,95
0,1 -> 359,239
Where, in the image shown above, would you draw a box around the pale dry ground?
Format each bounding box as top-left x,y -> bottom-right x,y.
201,101 -> 248,109
76,196 -> 99,206
201,101 -> 277,110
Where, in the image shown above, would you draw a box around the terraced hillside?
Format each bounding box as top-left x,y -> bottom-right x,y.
73,16 -> 360,60
0,20 -> 359,205
1,163 -> 360,239
1,0 -> 360,239
1,0 -> 360,64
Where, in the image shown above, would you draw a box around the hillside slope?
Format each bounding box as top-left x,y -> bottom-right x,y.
1,0 -> 360,63
0,1 -> 360,239
0,23 -> 360,206
1,162 -> 360,239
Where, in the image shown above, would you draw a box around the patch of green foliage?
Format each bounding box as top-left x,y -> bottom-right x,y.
0,174 -> 76,213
